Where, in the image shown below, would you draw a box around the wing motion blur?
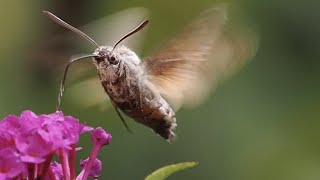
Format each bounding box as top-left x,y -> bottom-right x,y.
143,5 -> 258,110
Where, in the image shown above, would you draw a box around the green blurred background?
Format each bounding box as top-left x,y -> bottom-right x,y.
1,0 -> 320,179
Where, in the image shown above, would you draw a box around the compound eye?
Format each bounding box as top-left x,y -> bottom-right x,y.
109,56 -> 118,65
110,56 -> 116,62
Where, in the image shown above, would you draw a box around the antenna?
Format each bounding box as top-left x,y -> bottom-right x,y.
43,11 -> 100,48
113,20 -> 149,50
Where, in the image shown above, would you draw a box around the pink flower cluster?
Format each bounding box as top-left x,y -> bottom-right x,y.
0,110 -> 111,180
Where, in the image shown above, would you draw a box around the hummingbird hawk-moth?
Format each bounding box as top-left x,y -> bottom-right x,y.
43,5 -> 257,143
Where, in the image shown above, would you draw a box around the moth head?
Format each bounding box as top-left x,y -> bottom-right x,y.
93,46 -> 118,66
93,45 -> 140,66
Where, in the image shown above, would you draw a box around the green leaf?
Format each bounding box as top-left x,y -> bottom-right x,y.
145,161 -> 199,180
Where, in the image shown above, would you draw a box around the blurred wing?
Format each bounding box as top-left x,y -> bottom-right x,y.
143,5 -> 258,110
66,76 -> 111,111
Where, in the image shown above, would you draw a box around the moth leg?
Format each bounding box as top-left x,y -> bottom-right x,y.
111,101 -> 133,134
137,81 -> 144,113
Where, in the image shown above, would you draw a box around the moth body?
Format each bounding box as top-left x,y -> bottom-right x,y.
93,45 -> 177,142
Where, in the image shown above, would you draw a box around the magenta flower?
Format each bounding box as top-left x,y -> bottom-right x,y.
0,131 -> 15,149
77,128 -> 111,180
15,130 -> 53,163
0,148 -> 25,178
45,161 -> 63,180
80,158 -> 102,179
91,127 -> 112,146
0,110 -> 112,180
